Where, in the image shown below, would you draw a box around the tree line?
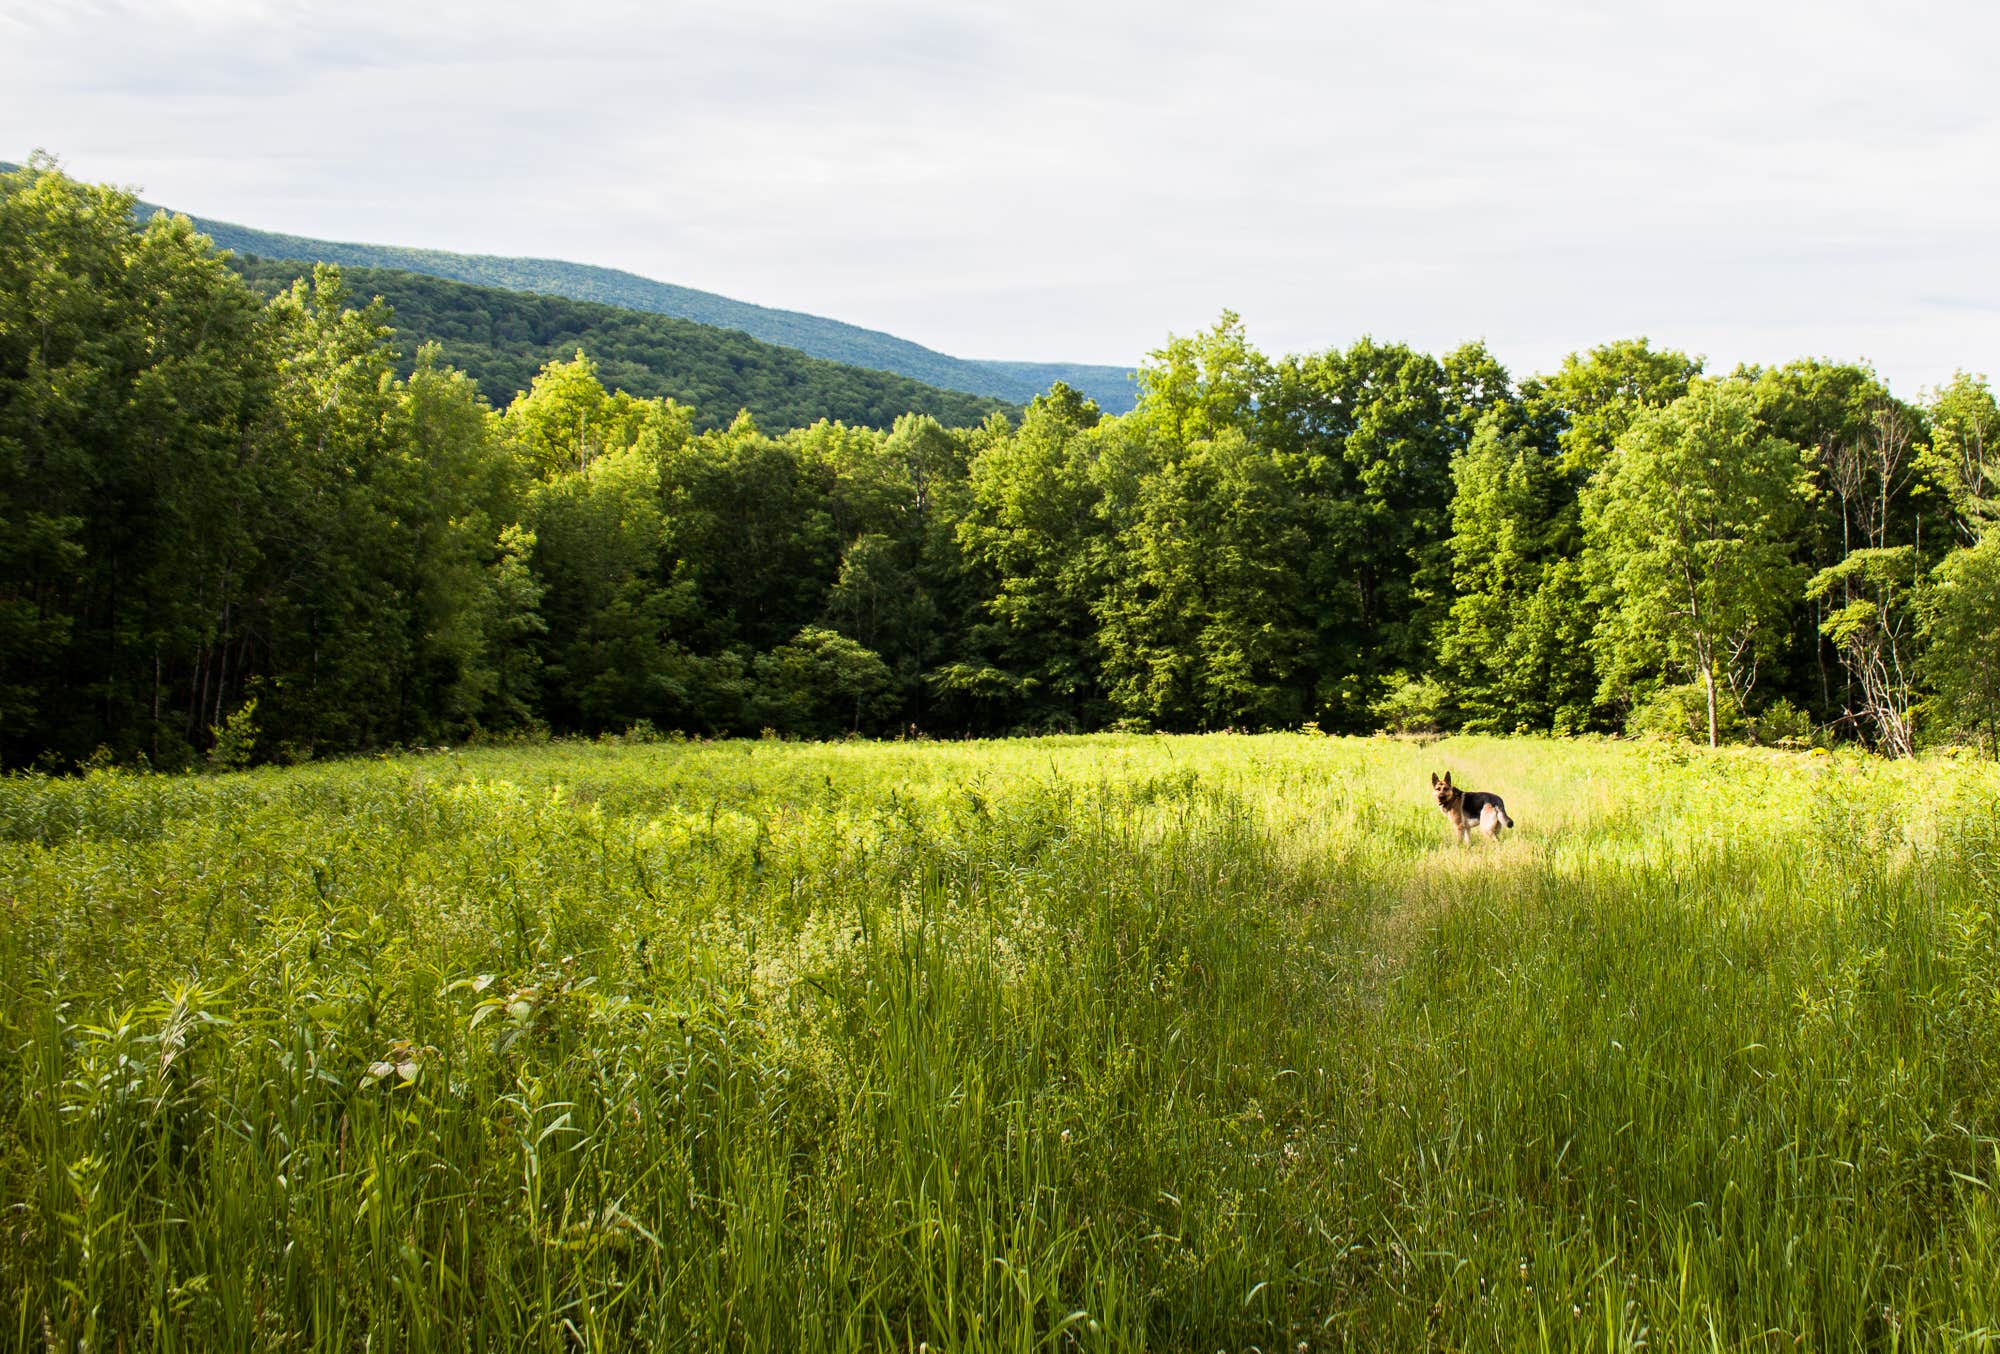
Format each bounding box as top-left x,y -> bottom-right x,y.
4,157 -> 1997,769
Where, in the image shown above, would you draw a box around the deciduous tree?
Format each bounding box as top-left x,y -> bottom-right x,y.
1585,379 -> 1810,746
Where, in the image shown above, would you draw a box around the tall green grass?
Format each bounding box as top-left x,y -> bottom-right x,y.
2,734 -> 1997,1349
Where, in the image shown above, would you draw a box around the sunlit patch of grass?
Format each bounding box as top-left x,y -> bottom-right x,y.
2,733 -> 1998,1348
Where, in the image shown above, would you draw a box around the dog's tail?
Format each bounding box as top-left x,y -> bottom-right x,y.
1502,802 -> 1516,829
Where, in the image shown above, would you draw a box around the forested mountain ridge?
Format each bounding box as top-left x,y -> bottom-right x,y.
230,256 -> 1013,431
105,176 -> 1138,412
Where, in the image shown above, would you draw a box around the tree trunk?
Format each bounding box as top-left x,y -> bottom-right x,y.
1704,663 -> 1719,749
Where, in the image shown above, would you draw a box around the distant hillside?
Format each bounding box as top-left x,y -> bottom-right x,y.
121,189 -> 1137,413
231,257 -> 1015,431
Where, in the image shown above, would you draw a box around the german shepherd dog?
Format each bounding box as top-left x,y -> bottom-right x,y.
1431,771 -> 1515,844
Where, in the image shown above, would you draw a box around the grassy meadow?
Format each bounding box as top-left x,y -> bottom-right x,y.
3,733 -> 1999,1350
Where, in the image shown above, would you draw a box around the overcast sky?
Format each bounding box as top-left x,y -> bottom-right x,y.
5,0 -> 1996,394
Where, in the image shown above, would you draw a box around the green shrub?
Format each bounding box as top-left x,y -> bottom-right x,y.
1624,682 -> 1745,742
1746,696 -> 1818,747
205,697 -> 259,771
1369,672 -> 1454,735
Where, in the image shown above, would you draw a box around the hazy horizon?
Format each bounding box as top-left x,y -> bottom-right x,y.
4,0 -> 1996,392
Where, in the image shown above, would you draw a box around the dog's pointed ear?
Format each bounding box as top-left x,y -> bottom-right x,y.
1430,772 -> 1440,787
1442,771 -> 1452,788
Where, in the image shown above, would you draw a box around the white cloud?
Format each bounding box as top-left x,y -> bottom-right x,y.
4,0 -> 1996,392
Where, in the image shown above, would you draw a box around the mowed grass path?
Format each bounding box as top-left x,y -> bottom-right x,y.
3,734 -> 1998,1350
